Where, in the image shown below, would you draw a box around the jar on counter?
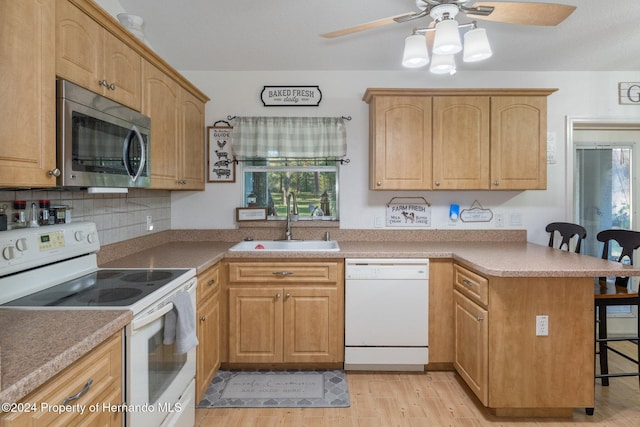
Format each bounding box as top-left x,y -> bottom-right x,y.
39,199 -> 50,226
13,200 -> 26,228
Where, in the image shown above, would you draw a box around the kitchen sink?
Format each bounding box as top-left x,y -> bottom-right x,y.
228,240 -> 340,252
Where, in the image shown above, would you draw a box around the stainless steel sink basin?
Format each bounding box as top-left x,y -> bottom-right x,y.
228,240 -> 340,252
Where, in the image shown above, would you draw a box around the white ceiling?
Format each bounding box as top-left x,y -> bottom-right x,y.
117,0 -> 640,73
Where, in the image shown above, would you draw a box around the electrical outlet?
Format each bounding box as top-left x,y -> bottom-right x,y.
536,315 -> 549,336
374,216 -> 384,228
495,213 -> 505,227
146,215 -> 154,231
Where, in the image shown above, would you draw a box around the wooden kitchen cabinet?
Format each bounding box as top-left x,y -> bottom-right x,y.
0,0 -> 57,188
142,60 -> 205,190
366,95 -> 433,190
452,263 -> 594,417
196,263 -> 221,403
426,259 -> 454,368
226,260 -> 344,365
56,0 -> 141,110
363,88 -> 556,191
1,332 -> 123,427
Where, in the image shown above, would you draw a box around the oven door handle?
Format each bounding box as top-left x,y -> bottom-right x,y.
131,278 -> 197,331
132,302 -> 174,331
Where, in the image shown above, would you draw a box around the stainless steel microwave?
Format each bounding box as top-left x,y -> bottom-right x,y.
56,80 -> 150,188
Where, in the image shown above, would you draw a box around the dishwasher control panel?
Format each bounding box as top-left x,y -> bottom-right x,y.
345,258 -> 429,280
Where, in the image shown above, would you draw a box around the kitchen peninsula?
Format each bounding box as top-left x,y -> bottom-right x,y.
3,231 -> 638,418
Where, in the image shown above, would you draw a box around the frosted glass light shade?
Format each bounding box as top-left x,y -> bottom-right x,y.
402,34 -> 429,68
430,54 -> 456,75
433,19 -> 462,55
463,28 -> 492,62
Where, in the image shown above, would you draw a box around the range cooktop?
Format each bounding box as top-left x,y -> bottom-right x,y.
3,269 -> 190,307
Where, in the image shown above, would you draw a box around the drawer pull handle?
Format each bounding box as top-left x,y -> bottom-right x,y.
62,378 -> 93,405
476,316 -> 484,321
272,271 -> 293,276
462,279 -> 473,287
207,279 -> 215,286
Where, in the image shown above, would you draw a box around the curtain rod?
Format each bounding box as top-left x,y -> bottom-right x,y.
232,158 -> 350,165
226,115 -> 351,121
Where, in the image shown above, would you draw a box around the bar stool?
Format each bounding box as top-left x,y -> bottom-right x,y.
546,222 -> 587,253
594,229 -> 640,388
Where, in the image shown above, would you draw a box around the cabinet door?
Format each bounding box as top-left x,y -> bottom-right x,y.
142,60 -> 181,189
103,32 -> 141,110
228,287 -> 283,363
370,96 -> 432,190
433,96 -> 490,189
283,287 -> 340,363
179,89 -> 206,189
0,0 -> 56,188
196,288 -> 220,402
428,259 -> 454,365
490,96 -> 547,190
56,0 -> 104,94
454,290 -> 488,406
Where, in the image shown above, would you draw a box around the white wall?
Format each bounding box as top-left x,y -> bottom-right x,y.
171,70 -> 640,245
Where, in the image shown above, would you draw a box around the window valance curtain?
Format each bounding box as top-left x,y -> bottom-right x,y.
230,116 -> 347,159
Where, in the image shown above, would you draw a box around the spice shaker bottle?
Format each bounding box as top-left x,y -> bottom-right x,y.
39,199 -> 50,225
13,200 -> 26,228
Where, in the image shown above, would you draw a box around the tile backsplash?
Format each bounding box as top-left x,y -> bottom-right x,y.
0,189 -> 170,245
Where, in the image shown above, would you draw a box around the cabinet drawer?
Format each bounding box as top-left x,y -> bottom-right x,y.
228,262 -> 339,284
2,332 -> 122,426
454,264 -> 489,307
198,264 -> 220,302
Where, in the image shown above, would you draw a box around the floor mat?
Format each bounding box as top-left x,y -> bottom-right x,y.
197,369 -> 350,408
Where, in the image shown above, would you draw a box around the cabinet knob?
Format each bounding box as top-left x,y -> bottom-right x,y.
98,79 -> 109,88
48,168 -> 61,177
435,181 -> 440,186
108,83 -> 116,91
200,316 -> 207,322
207,279 -> 215,286
376,181 -> 382,187
285,293 -> 291,299
493,180 -> 500,186
462,279 -> 473,287
476,316 -> 484,321
275,293 -> 281,299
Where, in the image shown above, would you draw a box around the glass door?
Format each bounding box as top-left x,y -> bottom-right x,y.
574,128 -> 639,333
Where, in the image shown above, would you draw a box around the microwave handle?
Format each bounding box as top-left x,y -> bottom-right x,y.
123,125 -> 146,182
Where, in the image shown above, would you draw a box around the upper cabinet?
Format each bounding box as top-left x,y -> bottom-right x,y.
56,0 -> 141,110
0,0 -> 57,188
363,88 -> 556,191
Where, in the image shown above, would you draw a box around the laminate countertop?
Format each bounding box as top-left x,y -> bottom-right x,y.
101,240 -> 640,278
0,309 -> 132,404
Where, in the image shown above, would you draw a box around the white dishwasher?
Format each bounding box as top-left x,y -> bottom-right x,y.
344,258 -> 429,371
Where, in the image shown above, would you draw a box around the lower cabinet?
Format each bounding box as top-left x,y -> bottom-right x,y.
226,260 -> 344,365
453,263 -> 594,416
1,332 -> 123,427
196,263 -> 221,403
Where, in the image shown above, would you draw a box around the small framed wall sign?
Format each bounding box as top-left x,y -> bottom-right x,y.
208,125 -> 235,182
261,86 -> 322,106
236,207 -> 268,222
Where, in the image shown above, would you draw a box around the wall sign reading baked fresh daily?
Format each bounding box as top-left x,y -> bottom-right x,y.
261,86 -> 322,106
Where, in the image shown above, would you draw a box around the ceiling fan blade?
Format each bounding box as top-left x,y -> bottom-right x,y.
394,9 -> 429,23
320,12 -> 416,38
471,2 -> 576,26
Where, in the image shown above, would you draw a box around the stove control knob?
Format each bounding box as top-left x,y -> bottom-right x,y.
75,231 -> 85,242
3,245 -> 15,260
87,232 -> 96,244
15,238 -> 28,252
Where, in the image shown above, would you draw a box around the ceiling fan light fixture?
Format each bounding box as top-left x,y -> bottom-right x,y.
430,54 -> 456,75
433,18 -> 462,55
402,34 -> 429,68
463,27 -> 492,62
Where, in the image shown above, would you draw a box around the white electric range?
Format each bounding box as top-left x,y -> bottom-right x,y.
0,222 -> 197,427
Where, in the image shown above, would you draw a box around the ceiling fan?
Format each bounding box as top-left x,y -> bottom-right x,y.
320,1 -> 577,39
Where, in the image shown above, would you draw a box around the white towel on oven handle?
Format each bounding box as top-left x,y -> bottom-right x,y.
163,291 -> 199,354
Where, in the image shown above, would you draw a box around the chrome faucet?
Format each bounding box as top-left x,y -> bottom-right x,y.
285,191 -> 298,240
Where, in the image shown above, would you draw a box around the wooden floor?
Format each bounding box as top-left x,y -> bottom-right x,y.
196,342 -> 640,426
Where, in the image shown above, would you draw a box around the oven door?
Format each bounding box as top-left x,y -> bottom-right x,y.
127,278 -> 196,427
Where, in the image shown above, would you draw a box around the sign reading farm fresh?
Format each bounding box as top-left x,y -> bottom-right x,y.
261,86 -> 322,106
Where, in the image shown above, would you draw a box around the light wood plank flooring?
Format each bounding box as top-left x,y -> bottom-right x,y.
196,342 -> 639,426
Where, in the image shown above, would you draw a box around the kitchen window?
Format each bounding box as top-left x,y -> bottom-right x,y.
243,158 -> 339,220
